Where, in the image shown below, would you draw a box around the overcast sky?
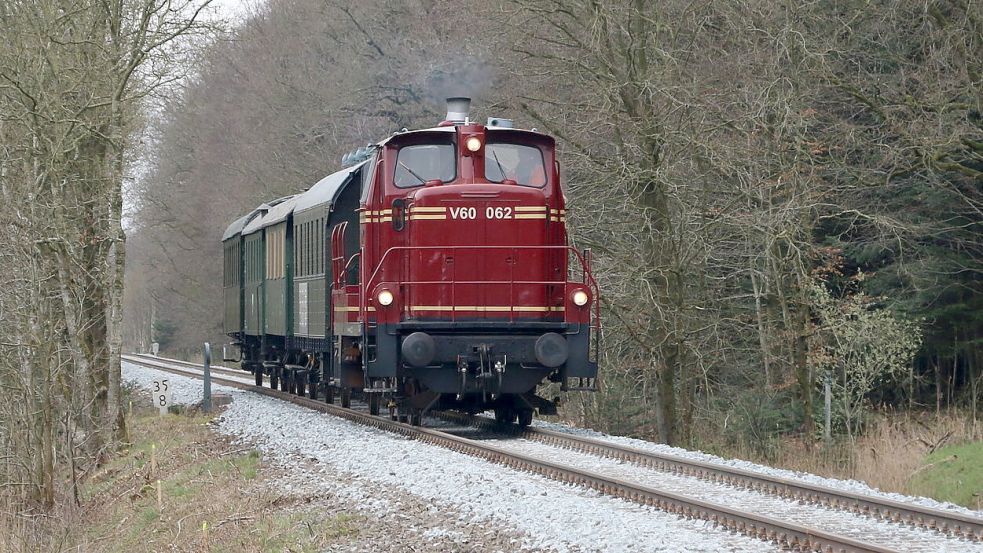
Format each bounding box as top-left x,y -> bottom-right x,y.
208,0 -> 257,22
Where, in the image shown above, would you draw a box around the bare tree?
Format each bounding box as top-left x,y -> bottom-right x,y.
0,0 -> 213,543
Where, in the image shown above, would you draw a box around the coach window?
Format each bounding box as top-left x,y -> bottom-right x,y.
394,144 -> 455,187
485,143 -> 546,187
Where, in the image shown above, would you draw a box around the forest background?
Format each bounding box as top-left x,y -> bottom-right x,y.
128,0 -> 980,466
128,0 -> 980,449
1,0 -> 980,539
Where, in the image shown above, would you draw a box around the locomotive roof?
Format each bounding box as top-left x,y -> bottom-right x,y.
376,125 -> 550,146
293,159 -> 368,213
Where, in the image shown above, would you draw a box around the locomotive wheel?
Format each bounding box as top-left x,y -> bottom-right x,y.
254,367 -> 263,387
325,386 -> 335,404
269,370 -> 279,390
280,372 -> 290,393
517,409 -> 534,427
341,387 -> 351,408
494,407 -> 515,424
410,408 -> 423,426
368,393 -> 380,416
308,381 -> 318,400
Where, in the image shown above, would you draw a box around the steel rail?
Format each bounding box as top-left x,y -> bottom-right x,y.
131,354 -> 244,378
125,356 -> 254,385
124,354 -> 905,553
440,412 -> 983,542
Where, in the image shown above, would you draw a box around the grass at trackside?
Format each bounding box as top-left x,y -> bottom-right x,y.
77,401 -> 362,552
909,440 -> 983,510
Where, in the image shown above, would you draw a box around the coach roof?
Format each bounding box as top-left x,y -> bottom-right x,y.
259,194 -> 299,229
293,159 -> 369,214
240,195 -> 292,236
221,213 -> 252,242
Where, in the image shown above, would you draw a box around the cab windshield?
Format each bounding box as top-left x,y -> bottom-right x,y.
395,144 -> 456,187
485,143 -> 546,187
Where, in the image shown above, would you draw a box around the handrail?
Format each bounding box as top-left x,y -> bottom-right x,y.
361,245 -> 600,328
330,222 -> 347,288
365,245 -> 599,295
342,252 -> 360,286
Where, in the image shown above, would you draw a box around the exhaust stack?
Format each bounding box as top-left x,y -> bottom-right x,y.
444,97 -> 471,125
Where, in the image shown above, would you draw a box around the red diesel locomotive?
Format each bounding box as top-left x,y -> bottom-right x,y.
222,98 -> 599,425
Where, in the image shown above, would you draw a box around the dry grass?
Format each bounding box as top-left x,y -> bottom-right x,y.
752,411 -> 982,501
0,402 -> 361,553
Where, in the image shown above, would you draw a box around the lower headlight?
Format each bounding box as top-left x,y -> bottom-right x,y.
572,290 -> 589,306
377,289 -> 394,306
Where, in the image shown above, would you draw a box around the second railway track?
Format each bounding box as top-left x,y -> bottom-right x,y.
124,353 -> 983,553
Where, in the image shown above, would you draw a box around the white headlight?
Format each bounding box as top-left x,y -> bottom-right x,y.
572,290 -> 589,306
465,136 -> 482,152
377,289 -> 394,306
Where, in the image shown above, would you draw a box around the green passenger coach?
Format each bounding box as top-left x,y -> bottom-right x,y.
221,161 -> 367,394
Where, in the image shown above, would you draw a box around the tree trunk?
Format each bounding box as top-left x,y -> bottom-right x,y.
654,356 -> 676,444
935,357 -> 942,417
751,268 -> 771,387
793,295 -> 814,438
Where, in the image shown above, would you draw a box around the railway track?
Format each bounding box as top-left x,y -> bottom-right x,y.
123,354 -> 983,552
130,354 -> 246,379
445,412 -> 983,542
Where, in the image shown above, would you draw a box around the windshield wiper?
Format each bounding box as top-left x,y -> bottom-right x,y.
399,161 -> 427,185
491,150 -> 508,182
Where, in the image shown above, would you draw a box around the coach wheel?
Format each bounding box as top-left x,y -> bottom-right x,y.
324,386 -> 335,404
368,393 -> 380,415
308,380 -> 318,400
517,409 -> 533,427
269,369 -> 279,390
410,408 -> 423,426
254,367 -> 263,387
280,371 -> 290,393
341,387 -> 351,408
